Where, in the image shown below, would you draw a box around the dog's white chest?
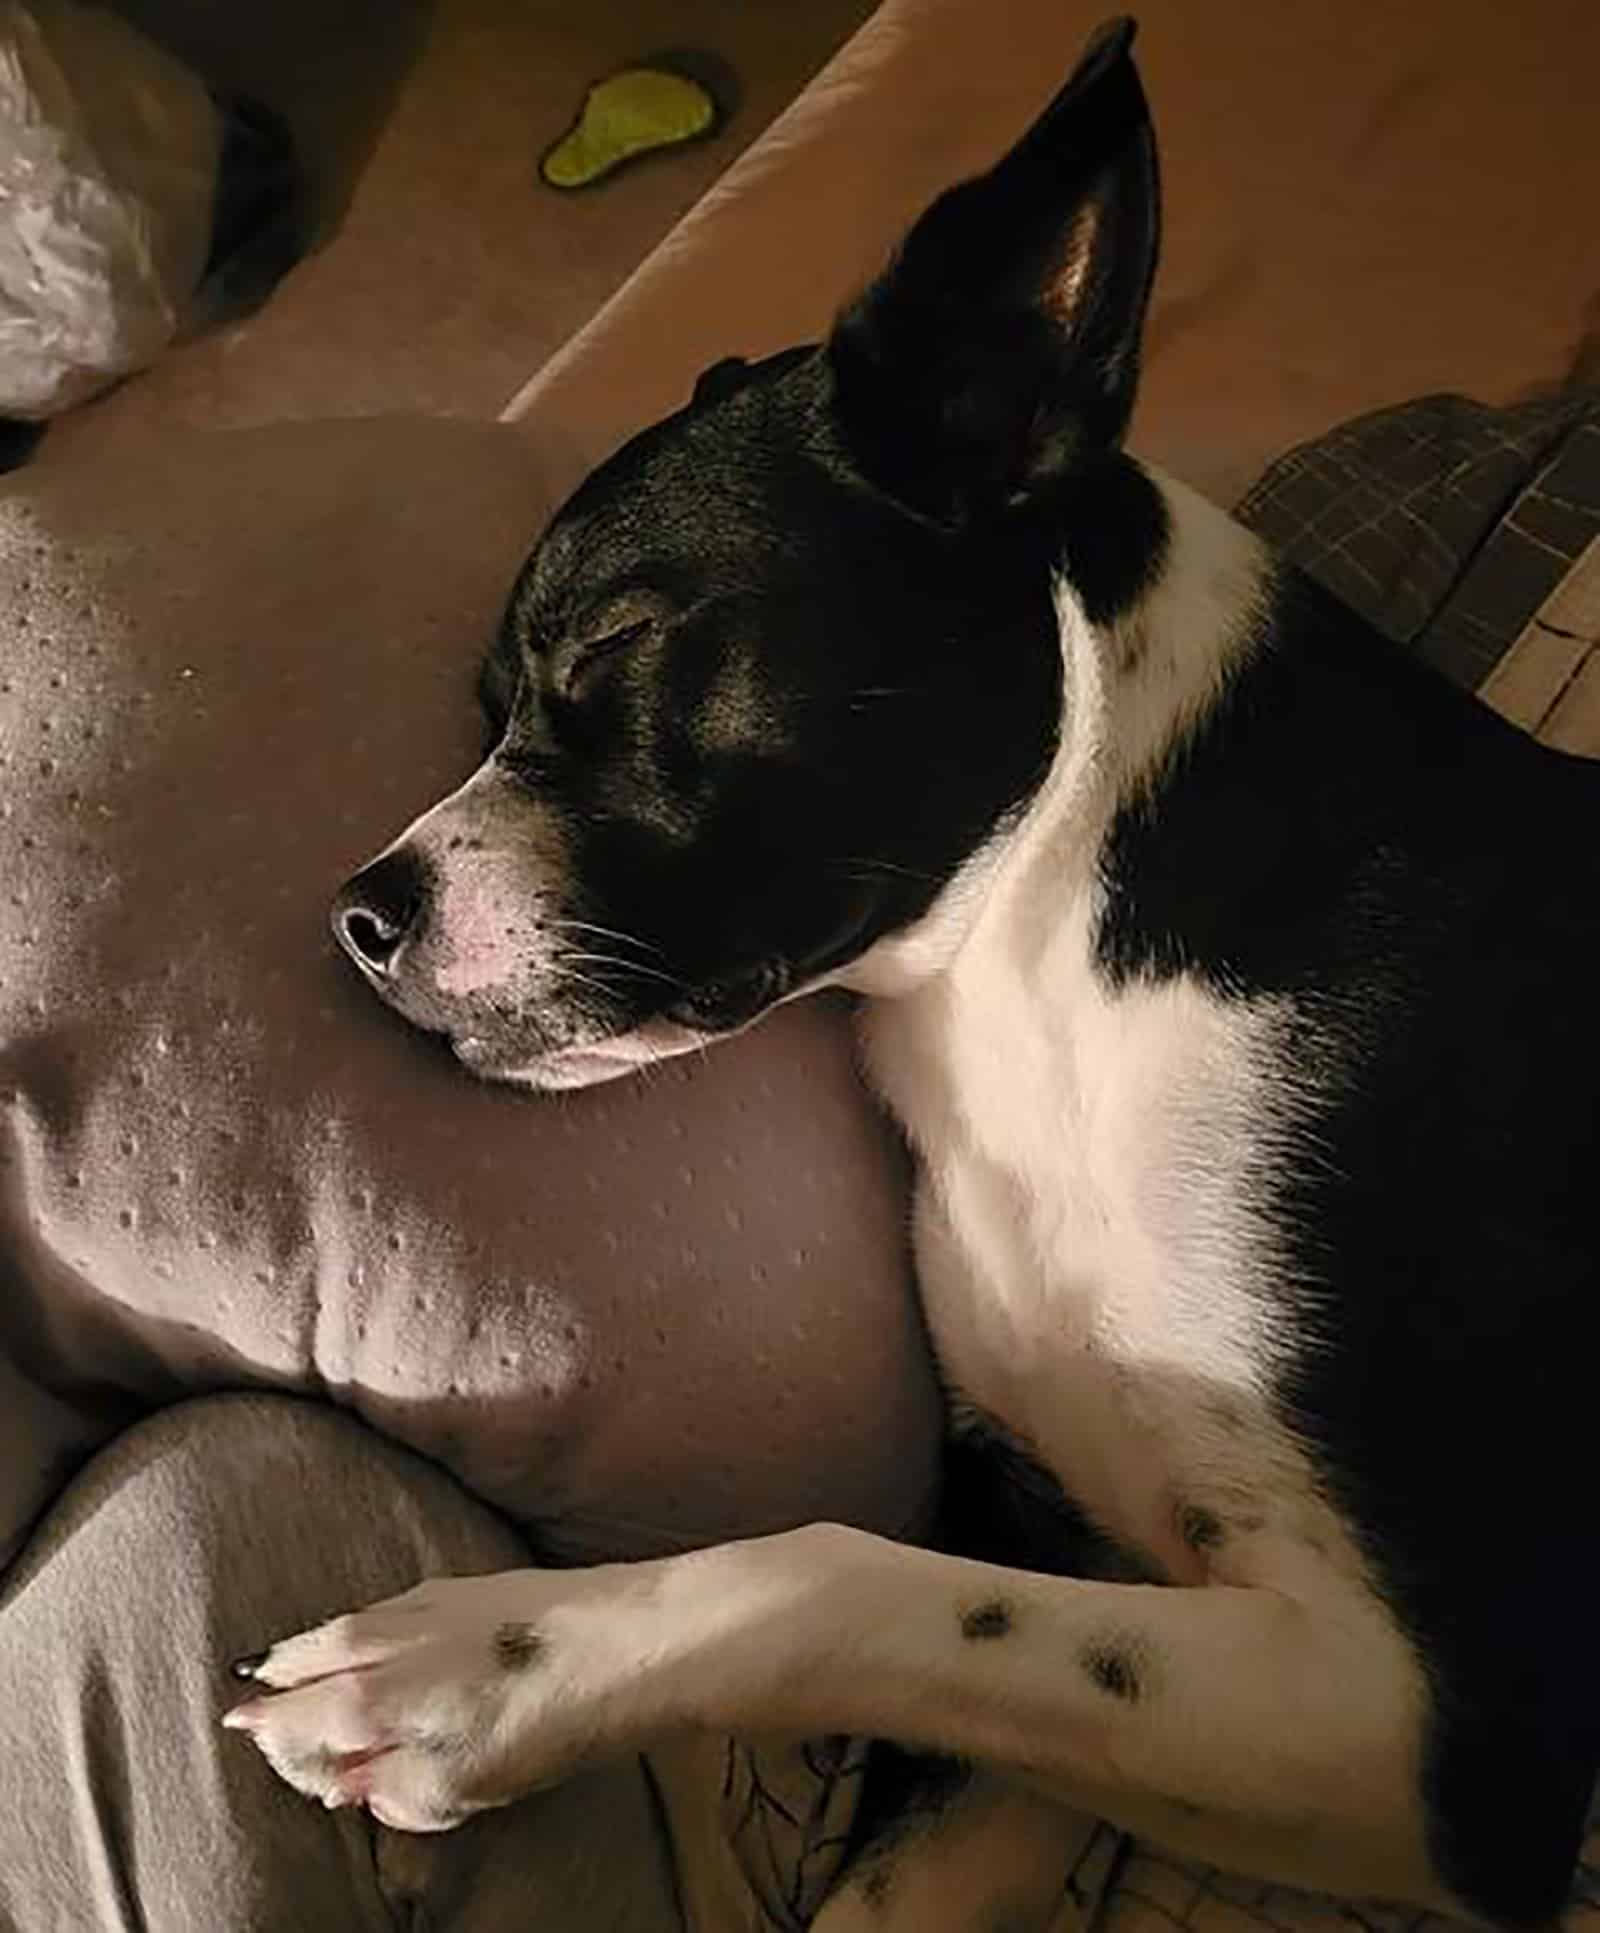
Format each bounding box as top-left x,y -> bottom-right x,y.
861,902 -> 1332,1587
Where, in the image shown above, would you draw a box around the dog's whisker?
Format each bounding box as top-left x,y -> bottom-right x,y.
560,951 -> 687,990
551,918 -> 670,961
552,967 -> 621,1006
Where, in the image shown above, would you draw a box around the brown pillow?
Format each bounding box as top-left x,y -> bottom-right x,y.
0,416 -> 941,1574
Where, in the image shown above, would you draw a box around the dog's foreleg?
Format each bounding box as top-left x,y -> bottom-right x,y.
225,1524 -> 1438,1904
742,1527 -> 1437,1904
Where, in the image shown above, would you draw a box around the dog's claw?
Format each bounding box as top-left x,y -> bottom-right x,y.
230,1650 -> 269,1681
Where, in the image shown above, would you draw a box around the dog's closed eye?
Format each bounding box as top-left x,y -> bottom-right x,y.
554,616 -> 653,706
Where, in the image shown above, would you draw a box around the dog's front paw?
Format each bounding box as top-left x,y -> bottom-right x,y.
222,1568 -> 663,1832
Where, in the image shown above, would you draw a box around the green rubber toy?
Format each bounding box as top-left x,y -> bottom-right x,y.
540,67 -> 720,190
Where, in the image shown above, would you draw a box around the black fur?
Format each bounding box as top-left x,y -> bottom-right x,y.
1175,1504 -> 1226,1554
491,1621 -> 546,1671
351,17 -> 1161,1065
1080,1640 -> 1143,1704
830,16 -> 1158,526
1097,568 -> 1600,1921
486,352 -> 1067,1043
939,1404 -> 1160,1584
959,1600 -> 1015,1641
443,20 -> 1163,1056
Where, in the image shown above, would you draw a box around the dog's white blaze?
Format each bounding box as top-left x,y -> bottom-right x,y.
859,472 -> 1395,1605
432,877 -> 536,998
384,760 -> 568,999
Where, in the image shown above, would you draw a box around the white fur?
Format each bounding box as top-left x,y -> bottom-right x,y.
378,761 -> 568,1002
856,472 -> 1324,1580
484,1014 -> 716,1091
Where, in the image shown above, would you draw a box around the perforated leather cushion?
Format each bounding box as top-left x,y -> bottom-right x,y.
0,417 -> 941,1575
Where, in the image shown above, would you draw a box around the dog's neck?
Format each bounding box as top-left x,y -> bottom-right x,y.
847,467 -> 1271,1000
1095,468 -> 1270,810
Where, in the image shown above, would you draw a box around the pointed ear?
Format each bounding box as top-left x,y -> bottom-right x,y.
828,17 -> 1159,525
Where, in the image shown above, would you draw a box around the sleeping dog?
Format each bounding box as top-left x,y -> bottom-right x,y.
225,21 -> 1600,1924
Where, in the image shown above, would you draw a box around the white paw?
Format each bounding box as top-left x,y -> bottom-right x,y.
222,1534 -> 827,1832
222,1572 -> 608,1831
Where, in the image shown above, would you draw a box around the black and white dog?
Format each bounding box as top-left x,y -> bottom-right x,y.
226,22 -> 1600,1924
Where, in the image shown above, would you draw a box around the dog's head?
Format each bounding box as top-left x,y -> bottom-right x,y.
333,18 -> 1166,1089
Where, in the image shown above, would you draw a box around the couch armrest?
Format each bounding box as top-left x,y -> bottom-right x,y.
503,0 -> 1600,509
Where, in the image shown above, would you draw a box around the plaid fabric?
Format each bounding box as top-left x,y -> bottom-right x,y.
1236,389 -> 1600,697
1480,525 -> 1600,752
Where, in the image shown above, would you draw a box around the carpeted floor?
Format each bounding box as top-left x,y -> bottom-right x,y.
44,0 -> 872,458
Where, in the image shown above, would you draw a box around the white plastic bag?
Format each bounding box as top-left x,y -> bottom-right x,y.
0,0 -> 221,418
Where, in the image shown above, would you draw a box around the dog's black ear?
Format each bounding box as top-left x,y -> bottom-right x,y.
829,17 -> 1158,524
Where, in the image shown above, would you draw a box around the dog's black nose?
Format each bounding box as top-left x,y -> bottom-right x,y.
333,848 -> 428,975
